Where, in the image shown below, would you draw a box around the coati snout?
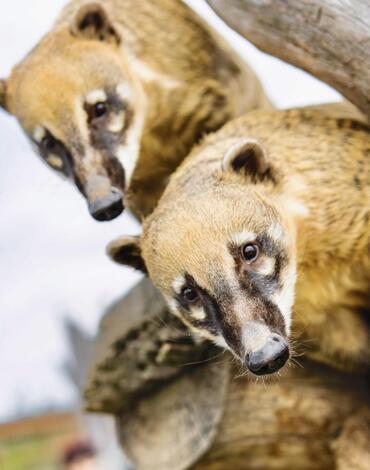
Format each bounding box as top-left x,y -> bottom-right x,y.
84,175 -> 124,221
87,187 -> 124,222
246,334 -> 289,375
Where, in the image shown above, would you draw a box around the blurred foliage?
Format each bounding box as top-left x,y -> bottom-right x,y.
0,412 -> 79,470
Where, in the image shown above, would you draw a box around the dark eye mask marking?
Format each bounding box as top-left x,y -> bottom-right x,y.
229,232 -> 288,295
256,233 -> 282,258
83,90 -> 133,190
85,92 -> 133,152
227,232 -> 288,337
176,273 -> 242,352
259,299 -> 286,336
175,274 -> 201,312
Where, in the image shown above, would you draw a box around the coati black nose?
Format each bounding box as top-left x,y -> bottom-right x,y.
246,335 -> 289,376
88,189 -> 124,221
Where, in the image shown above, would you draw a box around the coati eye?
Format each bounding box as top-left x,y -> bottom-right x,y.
93,102 -> 109,119
41,135 -> 57,152
241,243 -> 259,263
181,287 -> 199,303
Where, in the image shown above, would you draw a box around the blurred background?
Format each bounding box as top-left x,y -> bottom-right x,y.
0,0 -> 340,468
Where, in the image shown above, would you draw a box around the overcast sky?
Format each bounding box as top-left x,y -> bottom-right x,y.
0,0 -> 340,423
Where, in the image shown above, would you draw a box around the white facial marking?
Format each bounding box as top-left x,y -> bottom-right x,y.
108,112 -> 125,133
268,224 -> 283,242
75,97 -> 90,144
33,126 -> 46,143
212,335 -> 230,351
46,154 -> 63,169
258,257 -> 276,276
165,295 -> 227,348
172,275 -> 185,294
115,77 -> 145,185
242,322 -> 271,354
116,83 -> 132,101
182,318 -> 219,343
212,336 -> 230,350
86,89 -> 107,105
165,296 -> 182,318
116,124 -> 141,184
189,306 -> 206,321
231,230 -> 257,246
272,264 -> 296,335
115,72 -> 146,187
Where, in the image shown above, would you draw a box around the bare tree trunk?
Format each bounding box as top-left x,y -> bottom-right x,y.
193,362 -> 370,470
206,0 -> 370,120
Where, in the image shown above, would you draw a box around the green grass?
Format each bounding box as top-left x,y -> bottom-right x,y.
0,433 -> 58,470
0,413 -> 77,470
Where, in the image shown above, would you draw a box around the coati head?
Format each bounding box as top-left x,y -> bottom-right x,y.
108,138 -> 300,375
1,1 -> 267,222
0,3 -> 145,221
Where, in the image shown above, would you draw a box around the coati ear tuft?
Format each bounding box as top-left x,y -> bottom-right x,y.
71,3 -> 120,45
107,236 -> 147,273
222,138 -> 275,183
0,79 -> 9,113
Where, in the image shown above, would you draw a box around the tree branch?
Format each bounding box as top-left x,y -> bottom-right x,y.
206,0 -> 370,120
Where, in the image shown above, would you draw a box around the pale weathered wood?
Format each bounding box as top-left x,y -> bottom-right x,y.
333,408 -> 370,470
194,361 -> 369,470
206,0 -> 370,120
85,280 -> 370,470
112,354 -> 370,470
116,361 -> 230,470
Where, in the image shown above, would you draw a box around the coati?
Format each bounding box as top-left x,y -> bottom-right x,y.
108,108 -> 370,375
0,0 -> 270,221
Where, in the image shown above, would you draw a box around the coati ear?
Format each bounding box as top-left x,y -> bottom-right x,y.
0,79 -> 9,113
71,3 -> 120,45
107,236 -> 147,274
222,138 -> 275,183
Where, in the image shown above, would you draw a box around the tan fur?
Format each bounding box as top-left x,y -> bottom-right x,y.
0,80 -> 6,110
1,0 -> 270,219
111,107 -> 370,371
